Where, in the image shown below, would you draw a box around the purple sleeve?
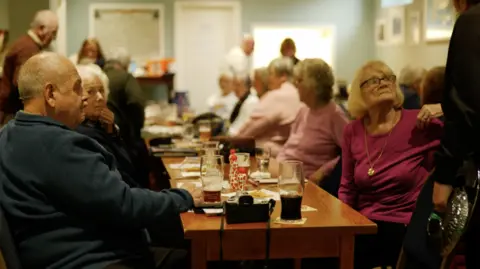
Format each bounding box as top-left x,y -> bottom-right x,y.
338,123 -> 358,207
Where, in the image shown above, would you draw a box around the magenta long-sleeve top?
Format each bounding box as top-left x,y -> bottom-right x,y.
339,109 -> 443,224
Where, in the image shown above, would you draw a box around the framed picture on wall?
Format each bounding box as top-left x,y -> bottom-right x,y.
388,6 -> 406,45
409,11 -> 421,45
375,19 -> 388,46
424,0 -> 455,42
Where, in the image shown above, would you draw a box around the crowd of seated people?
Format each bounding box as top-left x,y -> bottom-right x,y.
0,7 -> 464,269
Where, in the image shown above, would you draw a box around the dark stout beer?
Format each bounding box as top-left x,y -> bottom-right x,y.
280,194 -> 303,220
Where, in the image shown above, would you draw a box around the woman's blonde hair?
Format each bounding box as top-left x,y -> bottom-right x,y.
347,60 -> 404,119
294,58 -> 334,103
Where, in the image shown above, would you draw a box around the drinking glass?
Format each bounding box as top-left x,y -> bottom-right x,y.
278,161 -> 304,220
202,141 -> 219,156
200,155 -> 224,203
231,153 -> 250,194
234,153 -> 250,178
198,120 -> 212,142
253,147 -> 271,179
183,123 -> 195,141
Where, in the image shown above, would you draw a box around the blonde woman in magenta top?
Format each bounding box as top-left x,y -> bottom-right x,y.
276,59 -> 349,182
339,61 -> 443,269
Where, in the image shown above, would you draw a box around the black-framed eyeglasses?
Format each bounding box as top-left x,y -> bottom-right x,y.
360,75 -> 396,89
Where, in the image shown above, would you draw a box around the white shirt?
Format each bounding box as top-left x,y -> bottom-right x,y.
228,94 -> 259,136
206,92 -> 238,120
223,46 -> 251,77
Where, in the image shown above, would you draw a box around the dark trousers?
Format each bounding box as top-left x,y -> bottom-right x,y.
355,220 -> 406,269
465,198 -> 480,269
104,248 -> 188,269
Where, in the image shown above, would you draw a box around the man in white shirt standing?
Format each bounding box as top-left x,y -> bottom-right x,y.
223,34 -> 255,86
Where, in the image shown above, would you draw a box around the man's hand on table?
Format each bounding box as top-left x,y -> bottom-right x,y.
179,182 -> 203,207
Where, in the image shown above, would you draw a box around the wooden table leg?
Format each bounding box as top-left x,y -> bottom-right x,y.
190,238 -> 207,269
294,259 -> 302,269
339,235 -> 355,269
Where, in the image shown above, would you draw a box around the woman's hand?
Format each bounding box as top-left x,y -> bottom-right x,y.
99,108 -> 115,133
308,169 -> 325,185
417,104 -> 443,129
432,182 -> 453,213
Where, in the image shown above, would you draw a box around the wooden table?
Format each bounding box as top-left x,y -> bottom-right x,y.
162,157 -> 377,269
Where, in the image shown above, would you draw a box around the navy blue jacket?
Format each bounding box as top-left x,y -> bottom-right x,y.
76,121 -> 140,188
0,112 -> 193,269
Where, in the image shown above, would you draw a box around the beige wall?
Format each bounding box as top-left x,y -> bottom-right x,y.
374,0 -> 449,73
67,0 -> 375,81
0,0 -> 8,29
7,0 -> 50,41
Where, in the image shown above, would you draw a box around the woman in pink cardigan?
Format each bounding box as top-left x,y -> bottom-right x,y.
235,57 -> 302,156
276,58 -> 349,182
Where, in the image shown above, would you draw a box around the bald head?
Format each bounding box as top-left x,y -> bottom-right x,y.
31,10 -> 58,29
242,34 -> 255,56
18,52 -> 85,128
19,52 -> 71,100
30,10 -> 59,47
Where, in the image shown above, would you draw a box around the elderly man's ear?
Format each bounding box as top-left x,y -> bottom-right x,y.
44,83 -> 56,107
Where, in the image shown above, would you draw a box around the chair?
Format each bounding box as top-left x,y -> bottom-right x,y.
210,136 -> 256,163
0,251 -> 7,269
319,155 -> 342,197
0,207 -> 21,269
192,112 -> 224,137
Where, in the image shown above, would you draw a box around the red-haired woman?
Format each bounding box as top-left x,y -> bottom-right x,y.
280,38 -> 299,65
70,38 -> 106,68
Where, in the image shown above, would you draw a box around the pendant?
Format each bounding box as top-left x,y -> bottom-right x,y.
368,168 -> 375,176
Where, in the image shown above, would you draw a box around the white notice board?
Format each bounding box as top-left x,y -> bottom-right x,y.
89,3 -> 165,64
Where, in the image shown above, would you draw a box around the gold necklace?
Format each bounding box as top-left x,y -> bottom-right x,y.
363,113 -> 398,176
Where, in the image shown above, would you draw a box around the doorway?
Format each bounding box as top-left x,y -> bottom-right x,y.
174,1 -> 241,114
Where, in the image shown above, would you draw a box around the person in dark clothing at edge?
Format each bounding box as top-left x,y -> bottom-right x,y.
398,65 -> 425,110
0,52 -> 201,269
103,47 -> 150,188
400,1 -> 480,268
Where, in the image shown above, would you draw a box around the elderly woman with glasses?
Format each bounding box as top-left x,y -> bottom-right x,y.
276,58 -> 349,182
339,61 -> 443,269
236,57 -> 302,156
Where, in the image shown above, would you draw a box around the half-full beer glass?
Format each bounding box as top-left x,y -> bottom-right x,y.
198,120 -> 212,142
200,155 -> 224,203
278,161 -> 304,220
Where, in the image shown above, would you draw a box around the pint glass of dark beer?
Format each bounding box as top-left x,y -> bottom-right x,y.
278,161 -> 304,220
